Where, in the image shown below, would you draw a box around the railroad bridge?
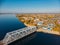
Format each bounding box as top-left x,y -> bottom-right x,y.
2,26 -> 37,45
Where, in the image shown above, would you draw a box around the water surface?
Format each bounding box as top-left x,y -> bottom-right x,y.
0,14 -> 26,40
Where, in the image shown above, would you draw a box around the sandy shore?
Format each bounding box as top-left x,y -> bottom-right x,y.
24,23 -> 35,27
37,28 -> 60,35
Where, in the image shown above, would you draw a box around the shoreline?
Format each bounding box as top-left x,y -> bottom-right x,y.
37,28 -> 60,35
24,23 -> 60,35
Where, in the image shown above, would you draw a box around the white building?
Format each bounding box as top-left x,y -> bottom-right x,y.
37,21 -> 44,26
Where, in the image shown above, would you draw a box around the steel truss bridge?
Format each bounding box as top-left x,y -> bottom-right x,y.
2,26 -> 37,45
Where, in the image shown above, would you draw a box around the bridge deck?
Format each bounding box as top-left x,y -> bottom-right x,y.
2,26 -> 37,45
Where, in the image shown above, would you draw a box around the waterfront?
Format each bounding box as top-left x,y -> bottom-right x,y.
0,14 -> 60,45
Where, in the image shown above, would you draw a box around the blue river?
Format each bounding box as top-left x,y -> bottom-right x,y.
0,14 -> 26,40
0,14 -> 60,45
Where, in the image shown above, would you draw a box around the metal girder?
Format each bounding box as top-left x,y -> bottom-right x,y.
2,26 -> 37,45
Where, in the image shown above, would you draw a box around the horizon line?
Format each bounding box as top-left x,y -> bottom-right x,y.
0,12 -> 60,14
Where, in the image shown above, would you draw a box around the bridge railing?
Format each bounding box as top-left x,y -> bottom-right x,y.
2,26 -> 37,45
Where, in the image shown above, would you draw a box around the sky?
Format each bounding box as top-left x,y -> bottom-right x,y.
0,0 -> 60,13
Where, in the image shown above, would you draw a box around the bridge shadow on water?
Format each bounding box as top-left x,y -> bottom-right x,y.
9,32 -> 60,45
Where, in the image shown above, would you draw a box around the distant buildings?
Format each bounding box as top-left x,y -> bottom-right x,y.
16,13 -> 60,32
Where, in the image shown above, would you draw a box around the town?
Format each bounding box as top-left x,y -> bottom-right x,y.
16,13 -> 60,35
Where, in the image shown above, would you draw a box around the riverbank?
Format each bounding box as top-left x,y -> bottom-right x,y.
24,23 -> 35,27
24,23 -> 60,35
37,28 -> 60,35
